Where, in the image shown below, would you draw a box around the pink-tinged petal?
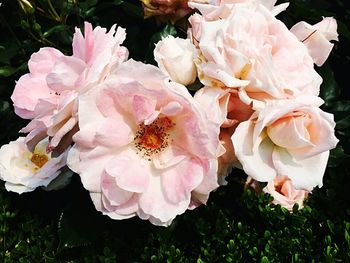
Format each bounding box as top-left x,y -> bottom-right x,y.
28,47 -> 63,75
263,176 -> 308,211
267,115 -> 314,149
49,116 -> 78,149
194,86 -> 230,126
288,108 -> 338,159
21,119 -> 49,151
104,195 -> 138,219
67,145 -> 112,193
104,149 -> 150,193
72,22 -> 94,63
138,175 -> 190,224
12,74 -> 55,119
108,59 -> 168,91
46,56 -> 86,92
193,158 -> 219,197
95,117 -> 133,148
232,121 -> 276,182
160,101 -> 183,116
153,146 -> 187,170
161,157 -> 204,204
272,147 -> 329,191
172,114 -> 214,159
132,95 -> 157,123
101,171 -> 133,206
291,18 -> 338,66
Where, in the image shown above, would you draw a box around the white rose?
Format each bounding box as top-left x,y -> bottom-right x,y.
0,137 -> 68,193
154,36 -> 197,86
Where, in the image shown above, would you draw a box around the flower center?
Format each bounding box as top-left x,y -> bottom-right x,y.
134,117 -> 175,160
30,153 -> 49,168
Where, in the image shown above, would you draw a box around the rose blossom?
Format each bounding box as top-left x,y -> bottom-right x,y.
291,17 -> 338,66
0,137 -> 69,194
188,0 -> 289,20
188,3 -> 323,102
154,36 -> 197,86
194,86 -> 254,181
67,60 -> 221,226
11,22 -> 128,150
263,176 -> 309,211
232,96 -> 338,191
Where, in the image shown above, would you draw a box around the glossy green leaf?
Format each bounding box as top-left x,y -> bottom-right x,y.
43,25 -> 69,38
319,63 -> 340,105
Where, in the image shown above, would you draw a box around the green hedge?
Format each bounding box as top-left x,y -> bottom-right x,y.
1,0 -> 350,262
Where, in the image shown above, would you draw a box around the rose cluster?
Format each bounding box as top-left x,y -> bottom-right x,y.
0,0 -> 338,226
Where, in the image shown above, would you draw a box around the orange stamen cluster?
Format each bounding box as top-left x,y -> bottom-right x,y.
30,153 -> 49,168
134,117 -> 175,160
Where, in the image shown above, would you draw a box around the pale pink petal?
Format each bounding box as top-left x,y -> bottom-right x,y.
101,171 -> 133,206
232,121 -> 276,182
138,175 -> 190,224
28,47 -> 63,75
132,95 -> 157,123
46,56 -> 86,92
161,156 -> 204,204
272,147 -> 329,191
95,117 -> 134,148
104,150 -> 150,193
291,17 -> 338,66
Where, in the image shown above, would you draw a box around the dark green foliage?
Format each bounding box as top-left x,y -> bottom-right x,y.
0,0 -> 350,262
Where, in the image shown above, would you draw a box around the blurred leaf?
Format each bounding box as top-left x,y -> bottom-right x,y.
79,0 -> 98,11
328,146 -> 350,167
0,42 -> 21,65
319,63 -> 340,106
330,100 -> 350,112
0,100 -> 10,113
338,20 -> 350,42
43,25 -> 69,38
0,63 -> 27,77
336,115 -> 350,130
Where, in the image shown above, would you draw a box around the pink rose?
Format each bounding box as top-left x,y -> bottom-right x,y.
263,176 -> 309,211
188,0 -> 289,21
188,3 -> 322,101
11,22 -> 128,150
194,86 -> 254,181
232,96 -> 338,191
154,36 -> 197,85
291,17 -> 338,66
67,60 -> 221,226
0,137 -> 69,194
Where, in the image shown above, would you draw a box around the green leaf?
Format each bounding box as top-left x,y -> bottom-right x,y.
79,0 -> 98,11
327,146 -> 350,167
0,63 -> 27,77
336,115 -> 350,130
330,100 -> 350,112
43,25 -> 69,38
319,63 -> 340,105
338,20 -> 350,42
